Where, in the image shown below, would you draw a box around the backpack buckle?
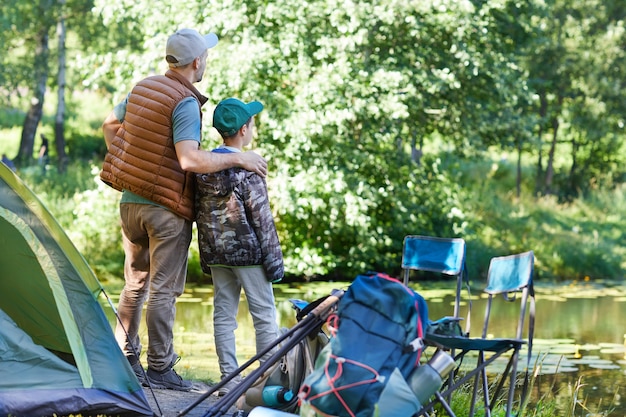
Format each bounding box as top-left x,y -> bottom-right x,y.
406,337 -> 424,353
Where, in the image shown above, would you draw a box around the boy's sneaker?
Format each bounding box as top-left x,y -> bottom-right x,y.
146,363 -> 192,391
217,375 -> 243,397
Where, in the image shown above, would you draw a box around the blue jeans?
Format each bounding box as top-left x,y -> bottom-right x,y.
115,203 -> 192,372
211,266 -> 280,378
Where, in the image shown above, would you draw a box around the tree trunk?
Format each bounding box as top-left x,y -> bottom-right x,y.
516,135 -> 522,198
568,133 -> 580,196
17,29 -> 50,165
544,116 -> 559,195
55,5 -> 68,173
410,129 -> 422,165
535,92 -> 547,195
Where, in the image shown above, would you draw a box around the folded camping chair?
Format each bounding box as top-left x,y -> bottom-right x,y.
423,250 -> 535,417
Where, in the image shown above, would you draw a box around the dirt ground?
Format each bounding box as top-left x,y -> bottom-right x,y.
142,381 -> 239,417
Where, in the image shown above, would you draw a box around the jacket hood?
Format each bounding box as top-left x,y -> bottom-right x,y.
196,168 -> 252,196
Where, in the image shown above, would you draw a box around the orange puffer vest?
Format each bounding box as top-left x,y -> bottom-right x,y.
100,70 -> 207,221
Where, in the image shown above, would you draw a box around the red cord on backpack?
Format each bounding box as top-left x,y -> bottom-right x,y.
303,354 -> 382,417
326,313 -> 339,338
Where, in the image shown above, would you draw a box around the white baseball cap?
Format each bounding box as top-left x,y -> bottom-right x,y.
165,28 -> 218,67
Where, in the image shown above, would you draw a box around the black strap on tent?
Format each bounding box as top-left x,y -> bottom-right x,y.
100,288 -> 163,416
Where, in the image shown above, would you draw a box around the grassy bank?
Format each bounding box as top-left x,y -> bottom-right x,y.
458,157 -> 626,282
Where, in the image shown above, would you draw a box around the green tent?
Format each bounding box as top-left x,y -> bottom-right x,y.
0,162 -> 153,416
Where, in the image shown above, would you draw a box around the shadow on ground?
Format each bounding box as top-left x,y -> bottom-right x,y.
143,381 -> 238,417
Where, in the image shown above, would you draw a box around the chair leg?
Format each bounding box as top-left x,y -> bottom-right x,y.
481,358 -> 491,417
486,348 -> 519,417
416,391 -> 457,417
433,348 -> 515,417
434,391 -> 457,417
470,351 -> 494,417
469,352 -> 485,417
469,374 -> 479,416
445,347 -> 457,405
491,354 -> 513,402
505,349 -> 520,417
439,368 -> 454,407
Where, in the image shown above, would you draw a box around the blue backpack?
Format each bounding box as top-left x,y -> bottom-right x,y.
299,272 -> 429,417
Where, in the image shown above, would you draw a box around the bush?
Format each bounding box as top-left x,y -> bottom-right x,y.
13,145 -> 626,284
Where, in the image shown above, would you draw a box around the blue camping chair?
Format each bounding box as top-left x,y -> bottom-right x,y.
401,235 -> 470,414
401,235 -> 469,323
422,250 -> 536,417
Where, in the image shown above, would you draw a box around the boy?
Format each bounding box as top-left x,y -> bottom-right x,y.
195,98 -> 283,395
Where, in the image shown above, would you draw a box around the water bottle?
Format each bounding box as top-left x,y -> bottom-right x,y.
406,350 -> 456,406
261,385 -> 294,407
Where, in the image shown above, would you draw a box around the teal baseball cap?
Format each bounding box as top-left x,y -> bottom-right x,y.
213,98 -> 264,137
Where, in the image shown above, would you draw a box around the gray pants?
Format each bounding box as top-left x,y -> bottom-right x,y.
115,203 -> 192,372
211,266 -> 280,379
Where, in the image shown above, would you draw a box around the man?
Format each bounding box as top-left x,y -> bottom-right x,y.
100,28 -> 267,391
1,153 -> 16,172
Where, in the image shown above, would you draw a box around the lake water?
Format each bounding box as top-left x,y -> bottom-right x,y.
102,279 -> 626,416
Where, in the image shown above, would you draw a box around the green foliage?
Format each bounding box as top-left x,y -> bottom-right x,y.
10,138 -> 625,284
460,156 -> 626,281
194,0 -> 483,278
0,108 -> 24,129
64,130 -> 107,160
268,149 -> 466,278
2,0 -> 626,282
18,163 -> 124,283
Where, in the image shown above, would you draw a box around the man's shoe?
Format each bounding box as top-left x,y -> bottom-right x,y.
146,367 -> 192,391
217,375 -> 242,397
130,360 -> 147,386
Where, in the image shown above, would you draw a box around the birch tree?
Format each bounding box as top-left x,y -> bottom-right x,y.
54,0 -> 68,173
16,0 -> 55,165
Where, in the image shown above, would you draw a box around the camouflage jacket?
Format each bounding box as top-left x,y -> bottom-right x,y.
195,167 -> 284,282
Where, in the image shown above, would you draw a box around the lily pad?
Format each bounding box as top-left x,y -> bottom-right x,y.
599,342 -> 625,347
537,294 -> 568,302
589,363 -> 622,370
536,365 -> 579,375
568,357 -> 614,366
600,347 -> 626,355
548,345 -> 582,355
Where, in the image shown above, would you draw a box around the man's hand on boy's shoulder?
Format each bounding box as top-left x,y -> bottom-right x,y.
239,151 -> 267,178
